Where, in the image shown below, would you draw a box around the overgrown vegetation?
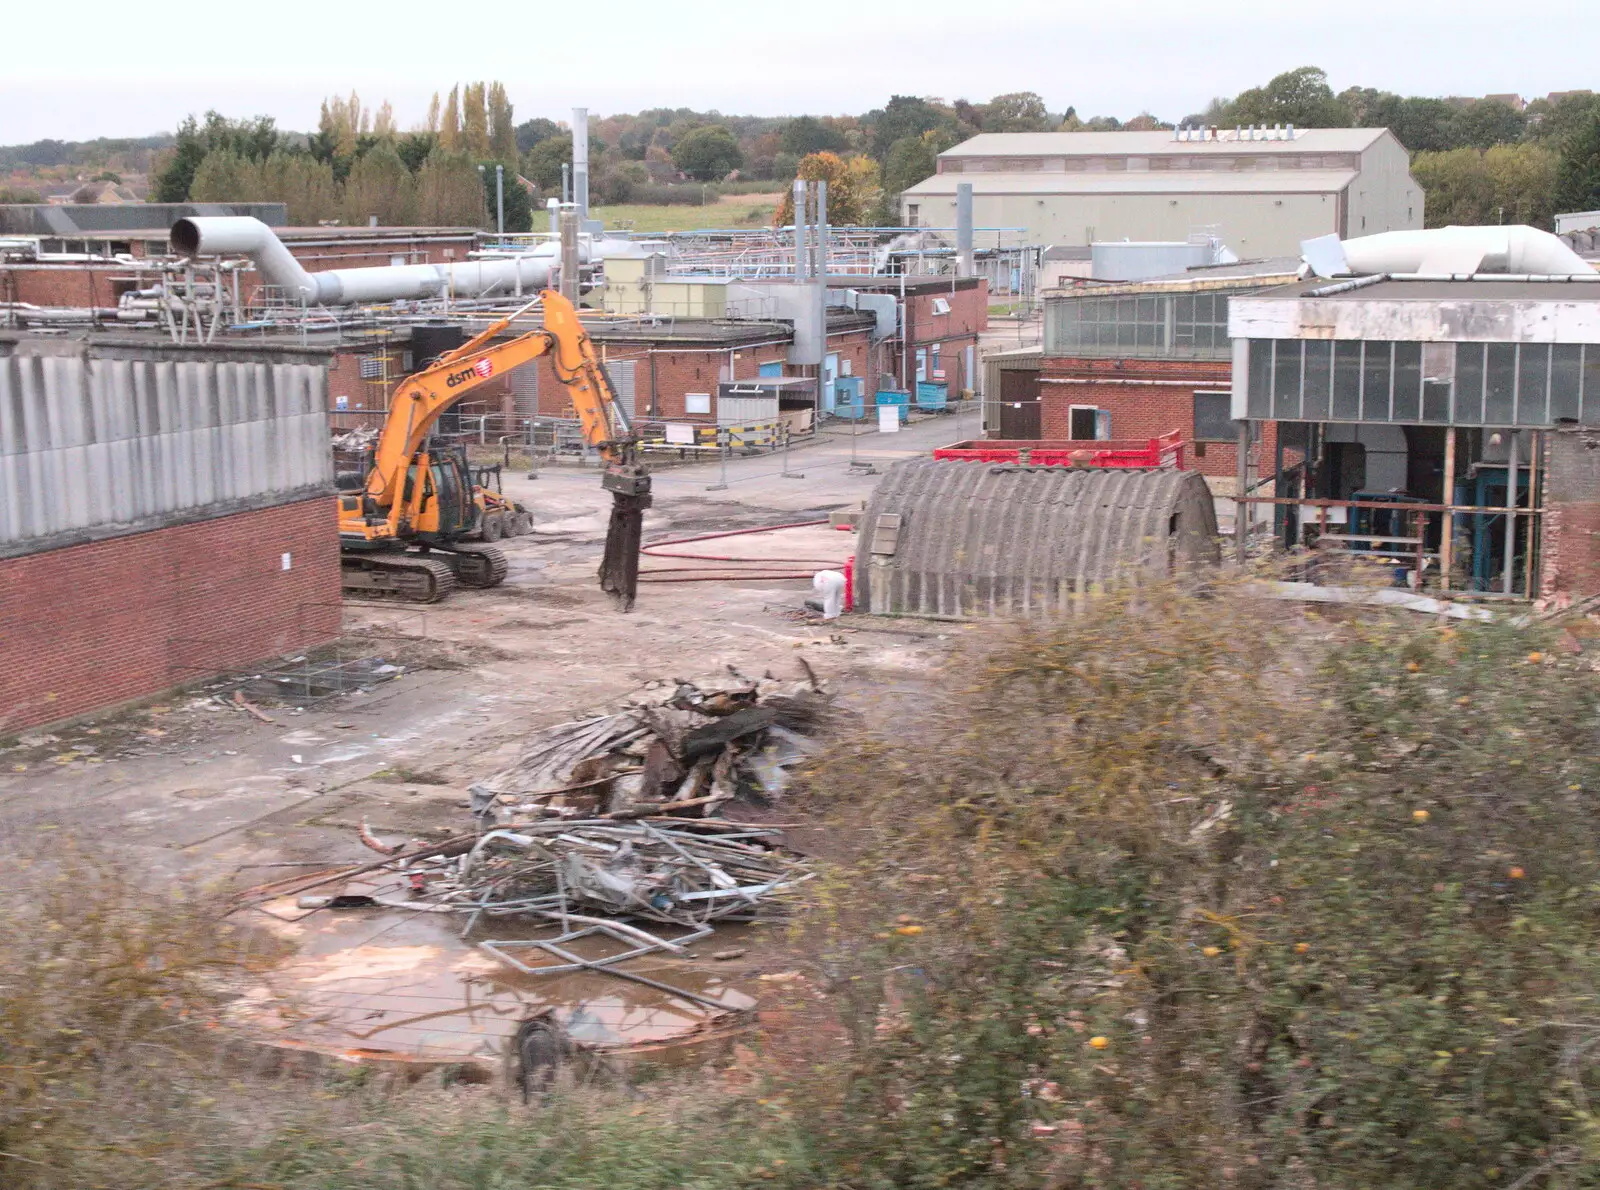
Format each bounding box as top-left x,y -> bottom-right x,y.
0,850 -> 249,1185
774,587 -> 1600,1189
3,590 -> 1597,1188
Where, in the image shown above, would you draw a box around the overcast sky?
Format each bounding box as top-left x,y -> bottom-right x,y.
2,0 -> 1592,145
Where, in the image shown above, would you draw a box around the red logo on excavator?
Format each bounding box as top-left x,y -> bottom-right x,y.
474,359 -> 494,379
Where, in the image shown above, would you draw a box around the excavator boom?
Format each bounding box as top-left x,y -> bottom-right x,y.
350,289 -> 650,608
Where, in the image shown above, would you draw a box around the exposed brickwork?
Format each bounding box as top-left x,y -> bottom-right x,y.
1037,355 -> 1277,484
1539,427 -> 1600,601
902,280 -> 988,394
0,497 -> 342,735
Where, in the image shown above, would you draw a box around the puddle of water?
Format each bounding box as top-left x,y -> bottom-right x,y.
232,904 -> 756,1067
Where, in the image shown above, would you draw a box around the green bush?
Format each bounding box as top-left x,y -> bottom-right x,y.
783,588 -> 1600,1190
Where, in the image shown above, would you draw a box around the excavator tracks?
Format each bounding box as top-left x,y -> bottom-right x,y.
341,555 -> 459,603
447,544 -> 509,589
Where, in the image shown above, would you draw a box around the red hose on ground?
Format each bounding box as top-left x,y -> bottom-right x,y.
638,519 -> 849,583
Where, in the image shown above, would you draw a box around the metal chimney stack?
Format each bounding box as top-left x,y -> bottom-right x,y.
955,182 -> 974,277
572,106 -> 589,222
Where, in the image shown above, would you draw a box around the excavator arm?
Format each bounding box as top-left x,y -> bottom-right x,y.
362,289 -> 651,608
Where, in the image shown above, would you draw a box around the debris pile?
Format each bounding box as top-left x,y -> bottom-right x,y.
470,667 -> 831,821
300,818 -> 808,930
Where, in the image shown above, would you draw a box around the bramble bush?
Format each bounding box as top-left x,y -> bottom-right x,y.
781,586 -> 1600,1190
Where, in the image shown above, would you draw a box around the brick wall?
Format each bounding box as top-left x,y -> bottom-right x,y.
903,280 -> 989,394
1039,355 -> 1277,486
0,496 -> 342,735
2,265 -> 131,309
1539,427 -> 1600,601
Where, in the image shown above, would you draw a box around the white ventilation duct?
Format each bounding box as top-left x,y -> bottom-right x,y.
170,217 -> 643,306
1302,225 -> 1597,279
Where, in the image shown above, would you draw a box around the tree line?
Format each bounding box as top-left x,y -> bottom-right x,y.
150,85 -> 529,231
70,69 -> 1600,231
1190,66 -> 1600,228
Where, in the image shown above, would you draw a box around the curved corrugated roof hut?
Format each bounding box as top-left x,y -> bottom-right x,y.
856,460 -> 1219,618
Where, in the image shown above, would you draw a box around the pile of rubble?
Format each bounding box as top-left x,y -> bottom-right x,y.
238,669 -> 831,1016
469,667 -> 832,822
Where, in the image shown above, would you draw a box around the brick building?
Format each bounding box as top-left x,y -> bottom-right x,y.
0,332 -> 341,734
324,309 -> 881,430
846,276 -> 987,396
1032,268 -> 1299,490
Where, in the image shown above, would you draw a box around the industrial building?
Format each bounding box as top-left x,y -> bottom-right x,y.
1015,261 -> 1301,489
901,128 -> 1422,257
0,332 -> 342,733
1229,269 -> 1600,601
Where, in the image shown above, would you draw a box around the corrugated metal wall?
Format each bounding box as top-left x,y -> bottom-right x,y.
0,337 -> 333,558
856,459 -> 1219,618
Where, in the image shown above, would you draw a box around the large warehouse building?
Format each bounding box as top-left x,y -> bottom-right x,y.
901,128 -> 1422,257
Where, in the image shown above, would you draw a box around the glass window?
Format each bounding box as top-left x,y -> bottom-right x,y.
1273,340 -> 1302,419
1303,341 -> 1332,420
1516,344 -> 1549,425
1551,344 -> 1582,422
1485,343 -> 1516,424
1362,342 -> 1393,421
1248,340 -> 1274,419
1392,342 -> 1421,422
1193,391 -> 1235,441
1332,341 -> 1362,421
1456,343 -> 1485,424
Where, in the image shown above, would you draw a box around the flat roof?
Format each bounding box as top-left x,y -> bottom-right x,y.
941,129 -> 1387,157
1261,278 -> 1600,301
904,170 -> 1359,198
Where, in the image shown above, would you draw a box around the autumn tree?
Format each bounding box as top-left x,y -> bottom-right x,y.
438,86 -> 462,151
775,151 -> 881,225
488,83 -> 517,161
317,91 -> 370,162
461,82 -> 490,155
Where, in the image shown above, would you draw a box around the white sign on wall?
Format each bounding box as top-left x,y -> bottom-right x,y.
685,392 -> 711,414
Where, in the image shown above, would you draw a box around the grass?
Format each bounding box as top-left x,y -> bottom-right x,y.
592,194 -> 778,234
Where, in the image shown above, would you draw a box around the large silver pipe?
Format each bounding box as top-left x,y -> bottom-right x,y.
172,216 -> 324,302
171,217 -> 639,307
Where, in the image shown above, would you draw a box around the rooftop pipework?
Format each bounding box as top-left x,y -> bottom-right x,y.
171,217 -> 644,306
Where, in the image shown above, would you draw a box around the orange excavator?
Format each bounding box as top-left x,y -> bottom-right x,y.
336,290 -> 651,608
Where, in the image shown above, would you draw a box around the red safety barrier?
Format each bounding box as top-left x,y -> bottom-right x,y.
935,430 -> 1186,470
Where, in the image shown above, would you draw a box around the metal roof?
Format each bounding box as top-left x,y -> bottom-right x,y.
903,170 -> 1358,198
940,129 -> 1388,157
1262,278 -> 1600,301
855,459 -> 1218,619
